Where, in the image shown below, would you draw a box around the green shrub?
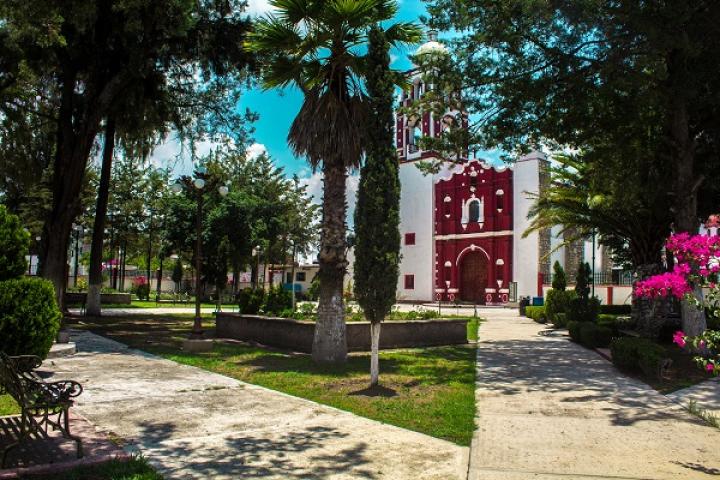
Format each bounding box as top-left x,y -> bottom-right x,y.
551,261 -> 567,290
0,277 -> 61,358
135,283 -> 151,301
554,312 -> 568,328
237,288 -> 265,314
525,306 -> 546,323
599,305 -> 631,315
0,205 -> 29,281
610,337 -> 666,375
578,322 -> 613,348
545,289 -> 576,325
263,285 -> 292,315
568,320 -> 581,342
567,296 -> 600,323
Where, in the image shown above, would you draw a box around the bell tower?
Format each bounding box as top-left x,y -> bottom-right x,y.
395,29 -> 456,163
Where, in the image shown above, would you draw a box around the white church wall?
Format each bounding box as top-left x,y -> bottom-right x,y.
513,152 -> 544,299
397,162 -> 435,301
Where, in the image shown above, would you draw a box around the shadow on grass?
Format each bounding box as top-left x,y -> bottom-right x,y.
349,385 -> 398,398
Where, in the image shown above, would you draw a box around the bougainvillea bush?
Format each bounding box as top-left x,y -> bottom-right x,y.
635,233 -> 719,375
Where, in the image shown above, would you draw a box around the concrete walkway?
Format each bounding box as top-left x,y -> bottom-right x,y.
667,376 -> 720,419
469,309 -> 720,480
41,331 -> 467,479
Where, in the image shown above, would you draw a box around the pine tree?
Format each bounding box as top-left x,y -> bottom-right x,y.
353,26 -> 401,387
551,261 -> 566,291
575,263 -> 591,304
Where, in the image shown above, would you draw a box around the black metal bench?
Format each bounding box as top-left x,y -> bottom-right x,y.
0,352 -> 83,467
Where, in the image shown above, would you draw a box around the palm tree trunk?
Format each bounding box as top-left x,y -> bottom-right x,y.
87,119 -> 116,316
312,162 -> 348,363
370,321 -> 381,386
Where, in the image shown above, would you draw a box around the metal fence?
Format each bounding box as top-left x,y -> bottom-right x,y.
545,271 -> 634,286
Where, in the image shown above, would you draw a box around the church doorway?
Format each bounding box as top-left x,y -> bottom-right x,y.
459,251 -> 488,303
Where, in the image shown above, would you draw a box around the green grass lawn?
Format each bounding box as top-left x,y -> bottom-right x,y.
72,313 -> 480,445
23,457 -> 162,479
0,393 -> 19,416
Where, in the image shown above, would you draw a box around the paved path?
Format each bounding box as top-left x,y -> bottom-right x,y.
41,331 -> 467,480
667,376 -> 720,419
469,308 -> 720,480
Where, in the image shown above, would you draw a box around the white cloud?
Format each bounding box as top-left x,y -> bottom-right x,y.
245,0 -> 274,16
246,142 -> 268,160
299,170 -> 360,224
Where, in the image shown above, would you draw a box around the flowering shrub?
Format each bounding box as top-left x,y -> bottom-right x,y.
635,232 -> 720,376
132,276 -> 150,300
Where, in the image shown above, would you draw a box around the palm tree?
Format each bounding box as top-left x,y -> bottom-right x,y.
248,0 -> 419,363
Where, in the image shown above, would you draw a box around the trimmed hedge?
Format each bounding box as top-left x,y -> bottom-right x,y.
567,296 -> 600,323
610,337 -> 667,377
0,277 -> 61,358
599,305 -> 631,315
525,306 -> 546,323
568,321 -> 612,348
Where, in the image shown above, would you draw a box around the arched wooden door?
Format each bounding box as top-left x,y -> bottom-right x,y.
460,251 -> 488,303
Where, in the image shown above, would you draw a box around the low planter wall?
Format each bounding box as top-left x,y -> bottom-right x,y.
215,313 -> 469,353
65,292 -> 133,305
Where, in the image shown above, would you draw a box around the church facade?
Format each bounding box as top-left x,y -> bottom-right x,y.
392,34 -> 550,304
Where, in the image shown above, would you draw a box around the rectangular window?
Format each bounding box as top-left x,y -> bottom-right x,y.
285,272 -> 292,284
405,233 -> 416,245
296,272 -> 306,282
404,274 -> 415,290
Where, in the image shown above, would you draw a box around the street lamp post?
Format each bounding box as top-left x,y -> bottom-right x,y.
172,166 -> 228,338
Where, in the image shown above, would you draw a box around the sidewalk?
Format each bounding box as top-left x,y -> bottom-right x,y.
41,331 -> 468,479
469,309 -> 720,480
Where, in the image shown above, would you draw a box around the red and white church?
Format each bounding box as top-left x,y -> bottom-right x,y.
392,34 -> 549,305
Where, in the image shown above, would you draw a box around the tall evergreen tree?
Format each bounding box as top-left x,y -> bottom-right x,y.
551,261 -> 566,291
353,26 -> 401,387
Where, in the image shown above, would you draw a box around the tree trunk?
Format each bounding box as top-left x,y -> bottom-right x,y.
632,263 -> 666,339
370,321 -> 381,386
312,163 -> 348,363
86,119 -> 116,316
682,286 -> 707,337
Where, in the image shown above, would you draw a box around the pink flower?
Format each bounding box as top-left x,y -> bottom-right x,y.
706,363 -> 715,373
673,331 -> 687,348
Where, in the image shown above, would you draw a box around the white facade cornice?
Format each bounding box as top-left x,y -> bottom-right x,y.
435,230 -> 513,241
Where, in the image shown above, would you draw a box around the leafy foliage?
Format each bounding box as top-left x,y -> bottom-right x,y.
353,26 -> 401,325
545,289 -> 576,327
263,285 -> 292,316
0,205 -> 29,280
426,0 -> 720,234
610,337 -> 666,377
0,277 -> 61,358
551,261 -> 566,291
237,288 -> 265,315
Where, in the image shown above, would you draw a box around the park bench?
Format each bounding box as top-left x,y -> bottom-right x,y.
0,352 -> 83,467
